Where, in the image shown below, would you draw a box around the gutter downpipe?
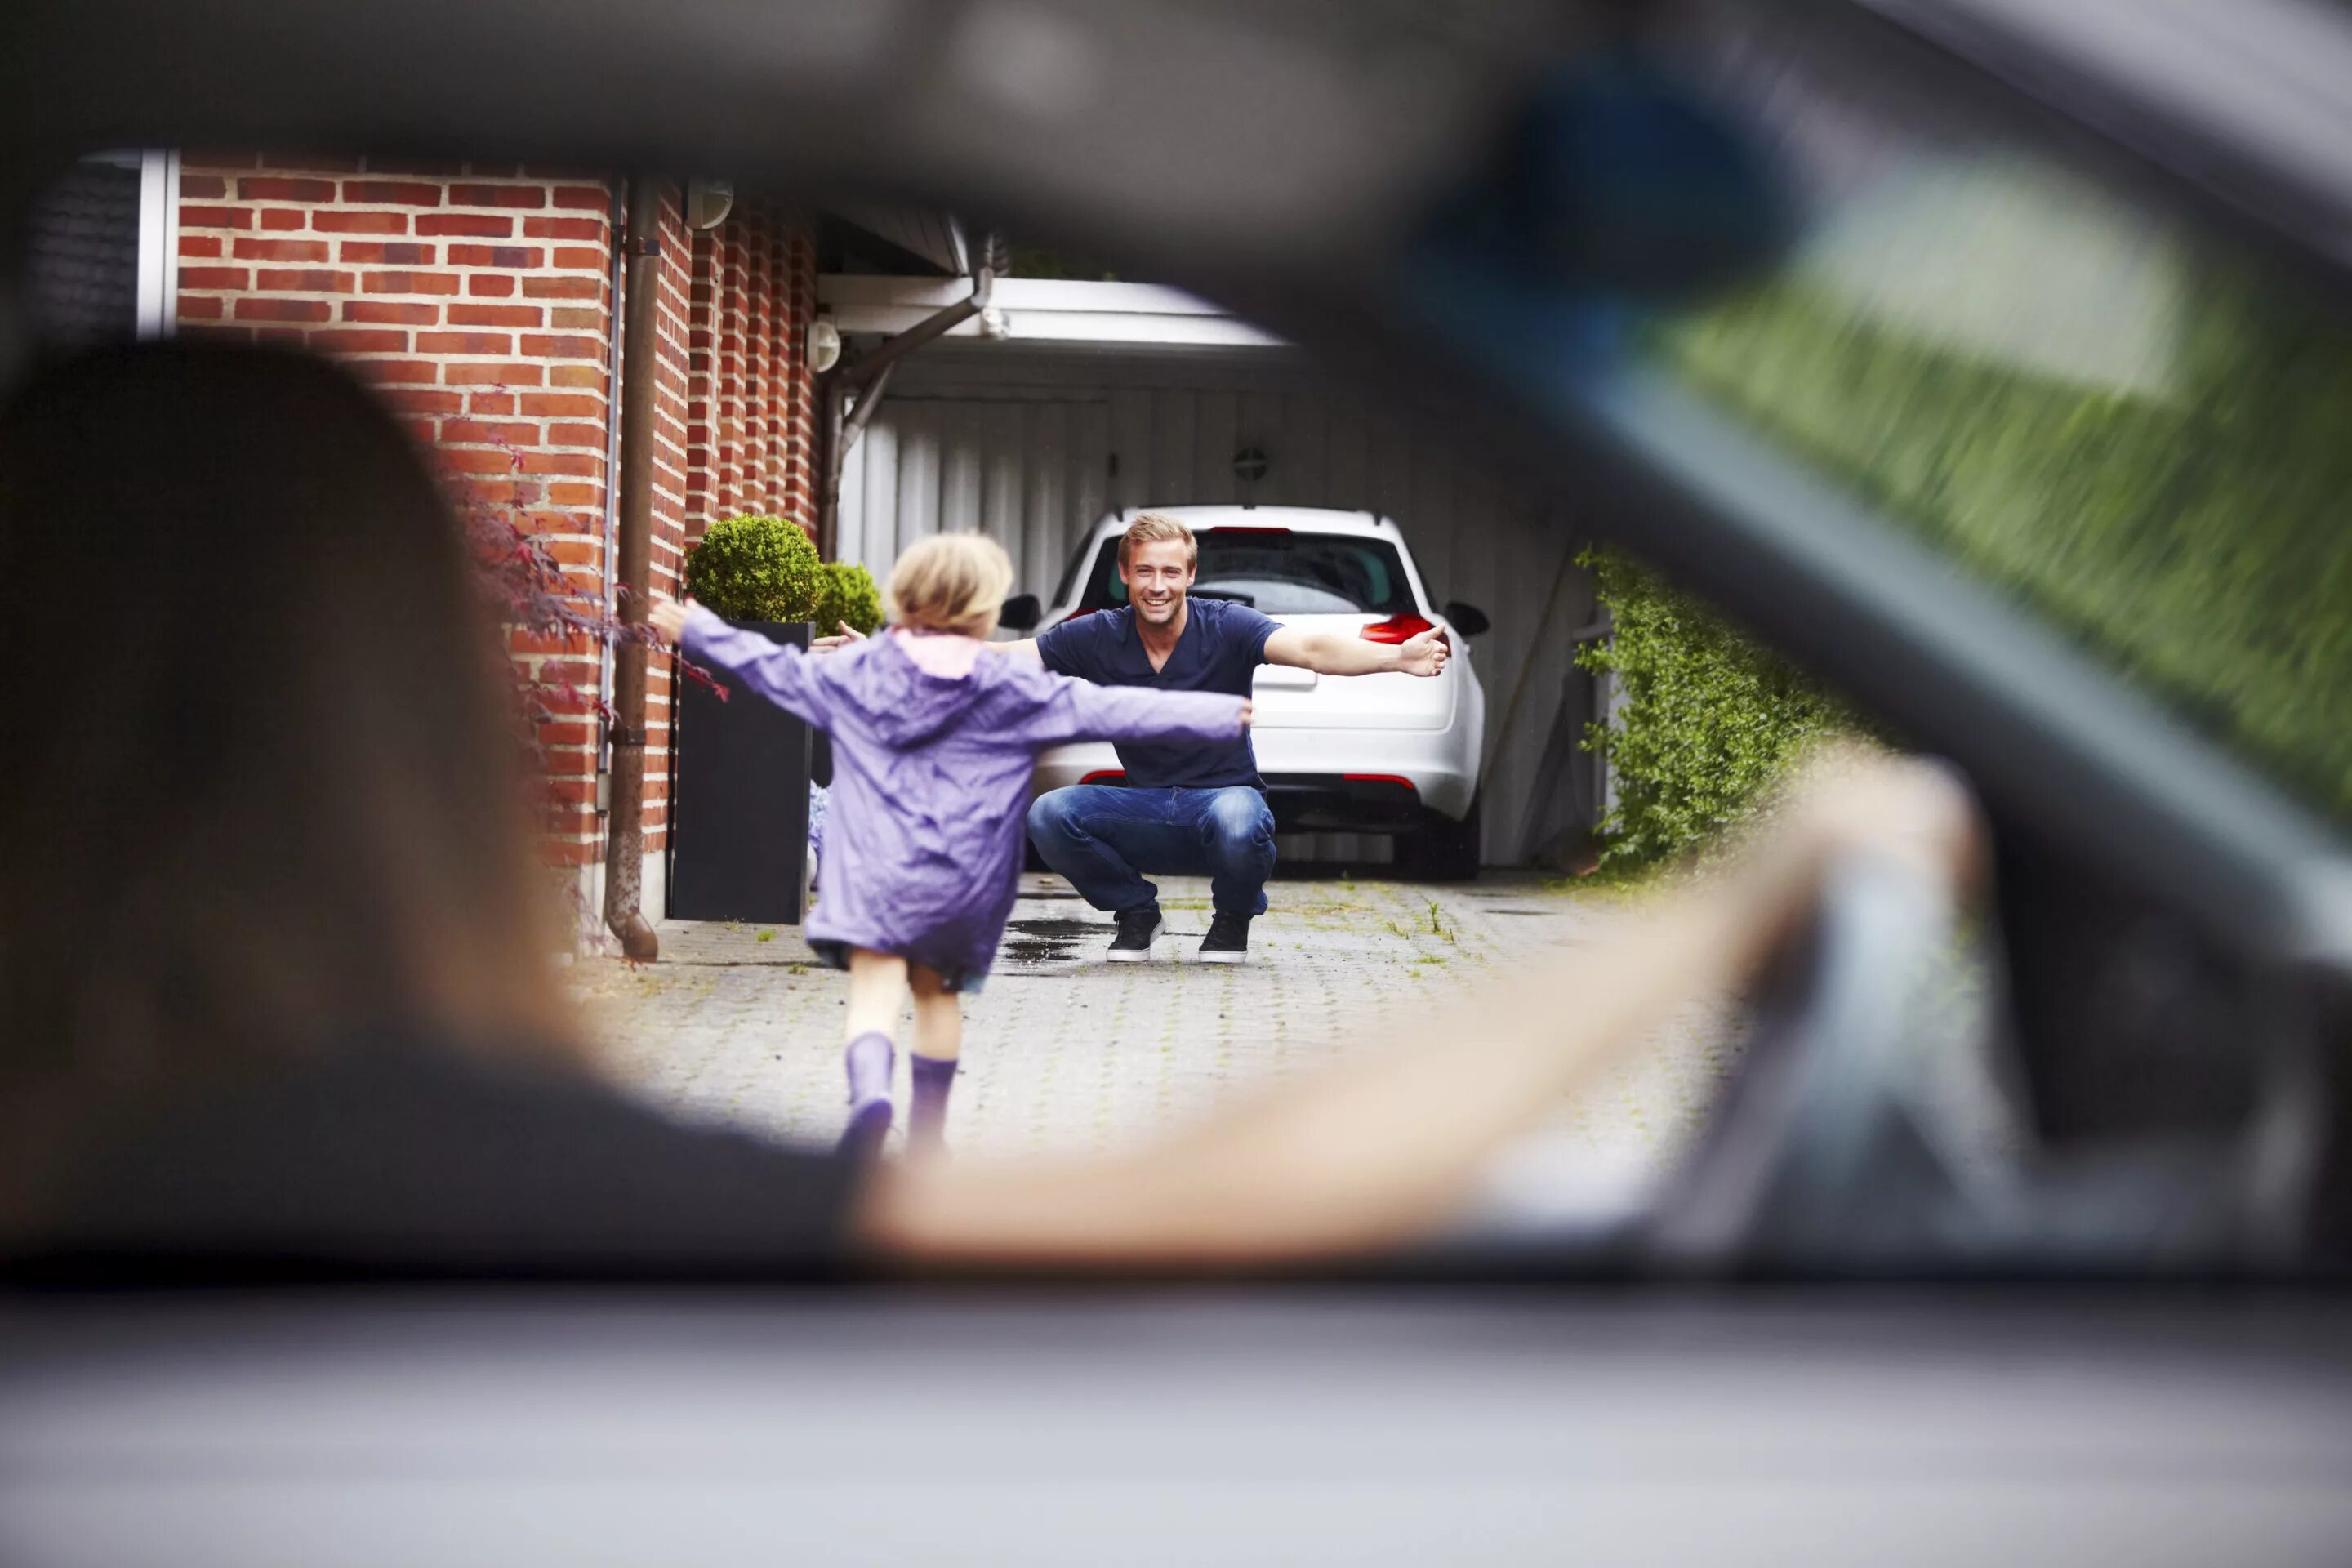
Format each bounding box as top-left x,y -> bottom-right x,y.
816,243 -> 995,558
602,176 -> 664,961
595,179 -> 627,831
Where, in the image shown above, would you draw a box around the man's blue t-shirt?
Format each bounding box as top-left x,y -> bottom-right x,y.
1036,598 -> 1276,790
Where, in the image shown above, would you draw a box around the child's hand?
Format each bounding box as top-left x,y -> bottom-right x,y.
812,621 -> 869,657
647,592 -> 693,648
1236,701 -> 1254,732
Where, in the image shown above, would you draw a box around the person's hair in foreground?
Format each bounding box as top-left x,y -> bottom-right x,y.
0,345 -> 573,1235
2,342 -> 1980,1272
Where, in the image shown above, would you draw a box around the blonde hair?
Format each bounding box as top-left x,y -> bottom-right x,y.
888,532 -> 1015,638
1118,513 -> 1197,571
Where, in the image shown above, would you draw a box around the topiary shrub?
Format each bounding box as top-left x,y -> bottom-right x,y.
684,514 -> 823,624
814,559 -> 884,635
1576,547 -> 1851,871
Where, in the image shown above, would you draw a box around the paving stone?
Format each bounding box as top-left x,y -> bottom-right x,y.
577,873 -> 1740,1187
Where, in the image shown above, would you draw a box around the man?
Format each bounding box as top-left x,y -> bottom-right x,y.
1019,514 -> 1446,963
817,514 -> 1447,962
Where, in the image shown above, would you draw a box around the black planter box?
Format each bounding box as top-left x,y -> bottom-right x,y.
668,620 -> 813,924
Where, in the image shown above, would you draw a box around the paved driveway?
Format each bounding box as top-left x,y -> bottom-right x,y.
577,874 -> 1738,1206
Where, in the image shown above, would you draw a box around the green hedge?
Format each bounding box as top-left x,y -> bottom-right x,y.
1659,265 -> 2352,822
814,560 -> 884,635
684,514 -> 824,624
1577,549 -> 1850,870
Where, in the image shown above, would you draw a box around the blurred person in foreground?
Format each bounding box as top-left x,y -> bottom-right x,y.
0,345 -> 1976,1276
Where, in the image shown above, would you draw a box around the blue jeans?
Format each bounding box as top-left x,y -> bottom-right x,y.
1027,785 -> 1276,919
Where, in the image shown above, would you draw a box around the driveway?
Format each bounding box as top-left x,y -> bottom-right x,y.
577,874 -> 1739,1201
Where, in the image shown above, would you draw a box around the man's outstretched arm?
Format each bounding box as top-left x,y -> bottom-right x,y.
1263,623 -> 1448,679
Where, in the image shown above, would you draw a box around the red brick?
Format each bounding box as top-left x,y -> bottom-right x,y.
350,359 -> 439,385
256,267 -> 355,292
549,365 -> 606,391
310,328 -> 410,354
517,392 -> 602,417
379,388 -> 464,416
177,295 -> 225,321
343,180 -> 443,207
550,185 -> 612,211
415,213 -> 514,238
337,240 -> 434,265
178,234 -> 222,259
178,265 -> 251,290
443,362 -> 545,385
259,208 -> 307,232
239,175 -> 336,203
520,274 -> 602,301
467,274 -> 517,297
519,451 -> 599,478
231,237 -> 330,262
523,216 -> 606,242
178,204 -> 252,230
235,297 -> 332,323
439,418 -> 541,445
444,243 -> 541,269
546,421 -> 606,448
549,307 -> 604,332
313,210 -> 408,234
417,331 -> 514,355
545,483 -> 604,508
179,173 -> 229,200
443,446 -> 526,475
469,391 -> 518,415
449,183 -> 547,209
344,299 -> 439,324
550,247 -> 603,270
519,333 -> 601,359
448,303 -> 543,327
363,270 -> 463,295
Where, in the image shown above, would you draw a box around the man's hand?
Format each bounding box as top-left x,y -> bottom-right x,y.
1236,700 -> 1254,733
1396,626 -> 1450,678
811,620 -> 869,656
648,591 -> 693,648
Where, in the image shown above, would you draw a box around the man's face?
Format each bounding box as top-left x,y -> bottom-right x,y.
1120,539 -> 1196,629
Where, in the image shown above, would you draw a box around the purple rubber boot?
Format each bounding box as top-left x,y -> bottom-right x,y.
840,1031 -> 895,1158
908,1054 -> 957,1156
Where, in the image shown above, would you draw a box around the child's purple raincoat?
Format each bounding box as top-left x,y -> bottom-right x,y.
683,608 -> 1246,984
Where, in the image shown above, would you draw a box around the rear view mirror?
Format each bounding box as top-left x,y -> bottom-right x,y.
1000,593 -> 1043,632
1442,600 -> 1490,638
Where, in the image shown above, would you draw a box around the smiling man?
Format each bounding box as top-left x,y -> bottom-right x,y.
1018,514 -> 1448,964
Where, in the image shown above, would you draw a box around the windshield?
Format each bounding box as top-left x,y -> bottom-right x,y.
1649,20 -> 2352,825
1074,530 -> 1417,615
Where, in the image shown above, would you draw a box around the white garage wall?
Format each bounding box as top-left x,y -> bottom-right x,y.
836,350 -> 1602,866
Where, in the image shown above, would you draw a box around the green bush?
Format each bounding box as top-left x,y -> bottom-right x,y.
814,560 -> 884,635
1577,548 -> 1851,871
684,514 -> 824,624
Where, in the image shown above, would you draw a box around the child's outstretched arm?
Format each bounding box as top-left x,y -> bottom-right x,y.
1039,677 -> 1250,747
649,593 -> 835,728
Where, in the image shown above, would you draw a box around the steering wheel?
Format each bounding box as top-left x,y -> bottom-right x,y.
1639,850 -> 2031,1273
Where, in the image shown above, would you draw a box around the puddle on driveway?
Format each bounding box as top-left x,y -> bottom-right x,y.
1000,915 -> 1104,967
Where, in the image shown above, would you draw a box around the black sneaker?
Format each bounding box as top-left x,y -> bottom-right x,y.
1107,905 -> 1162,963
1198,911 -> 1251,963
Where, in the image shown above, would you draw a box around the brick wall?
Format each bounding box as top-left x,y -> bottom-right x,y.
175,160 -> 822,894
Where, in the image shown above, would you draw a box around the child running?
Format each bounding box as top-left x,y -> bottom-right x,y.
649,534 -> 1249,1159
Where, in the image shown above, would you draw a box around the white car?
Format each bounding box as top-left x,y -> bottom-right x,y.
1005,506 -> 1490,879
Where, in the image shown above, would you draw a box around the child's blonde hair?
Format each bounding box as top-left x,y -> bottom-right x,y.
887,532 -> 1015,638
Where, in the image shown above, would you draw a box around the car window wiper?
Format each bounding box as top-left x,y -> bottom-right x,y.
1190,589 -> 1256,605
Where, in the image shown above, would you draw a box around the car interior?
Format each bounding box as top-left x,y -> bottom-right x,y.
4,0 -> 2351,1562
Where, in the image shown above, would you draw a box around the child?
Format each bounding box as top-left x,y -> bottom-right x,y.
649,534 -> 1249,1157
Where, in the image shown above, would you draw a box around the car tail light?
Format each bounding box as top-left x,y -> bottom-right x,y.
1359,613 -> 1448,649
1343,773 -> 1419,792
1080,769 -> 1127,786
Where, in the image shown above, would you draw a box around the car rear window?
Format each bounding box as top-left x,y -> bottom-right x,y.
1074,530 -> 1415,615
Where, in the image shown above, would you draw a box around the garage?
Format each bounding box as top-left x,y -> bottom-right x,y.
825,274 -> 1606,867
